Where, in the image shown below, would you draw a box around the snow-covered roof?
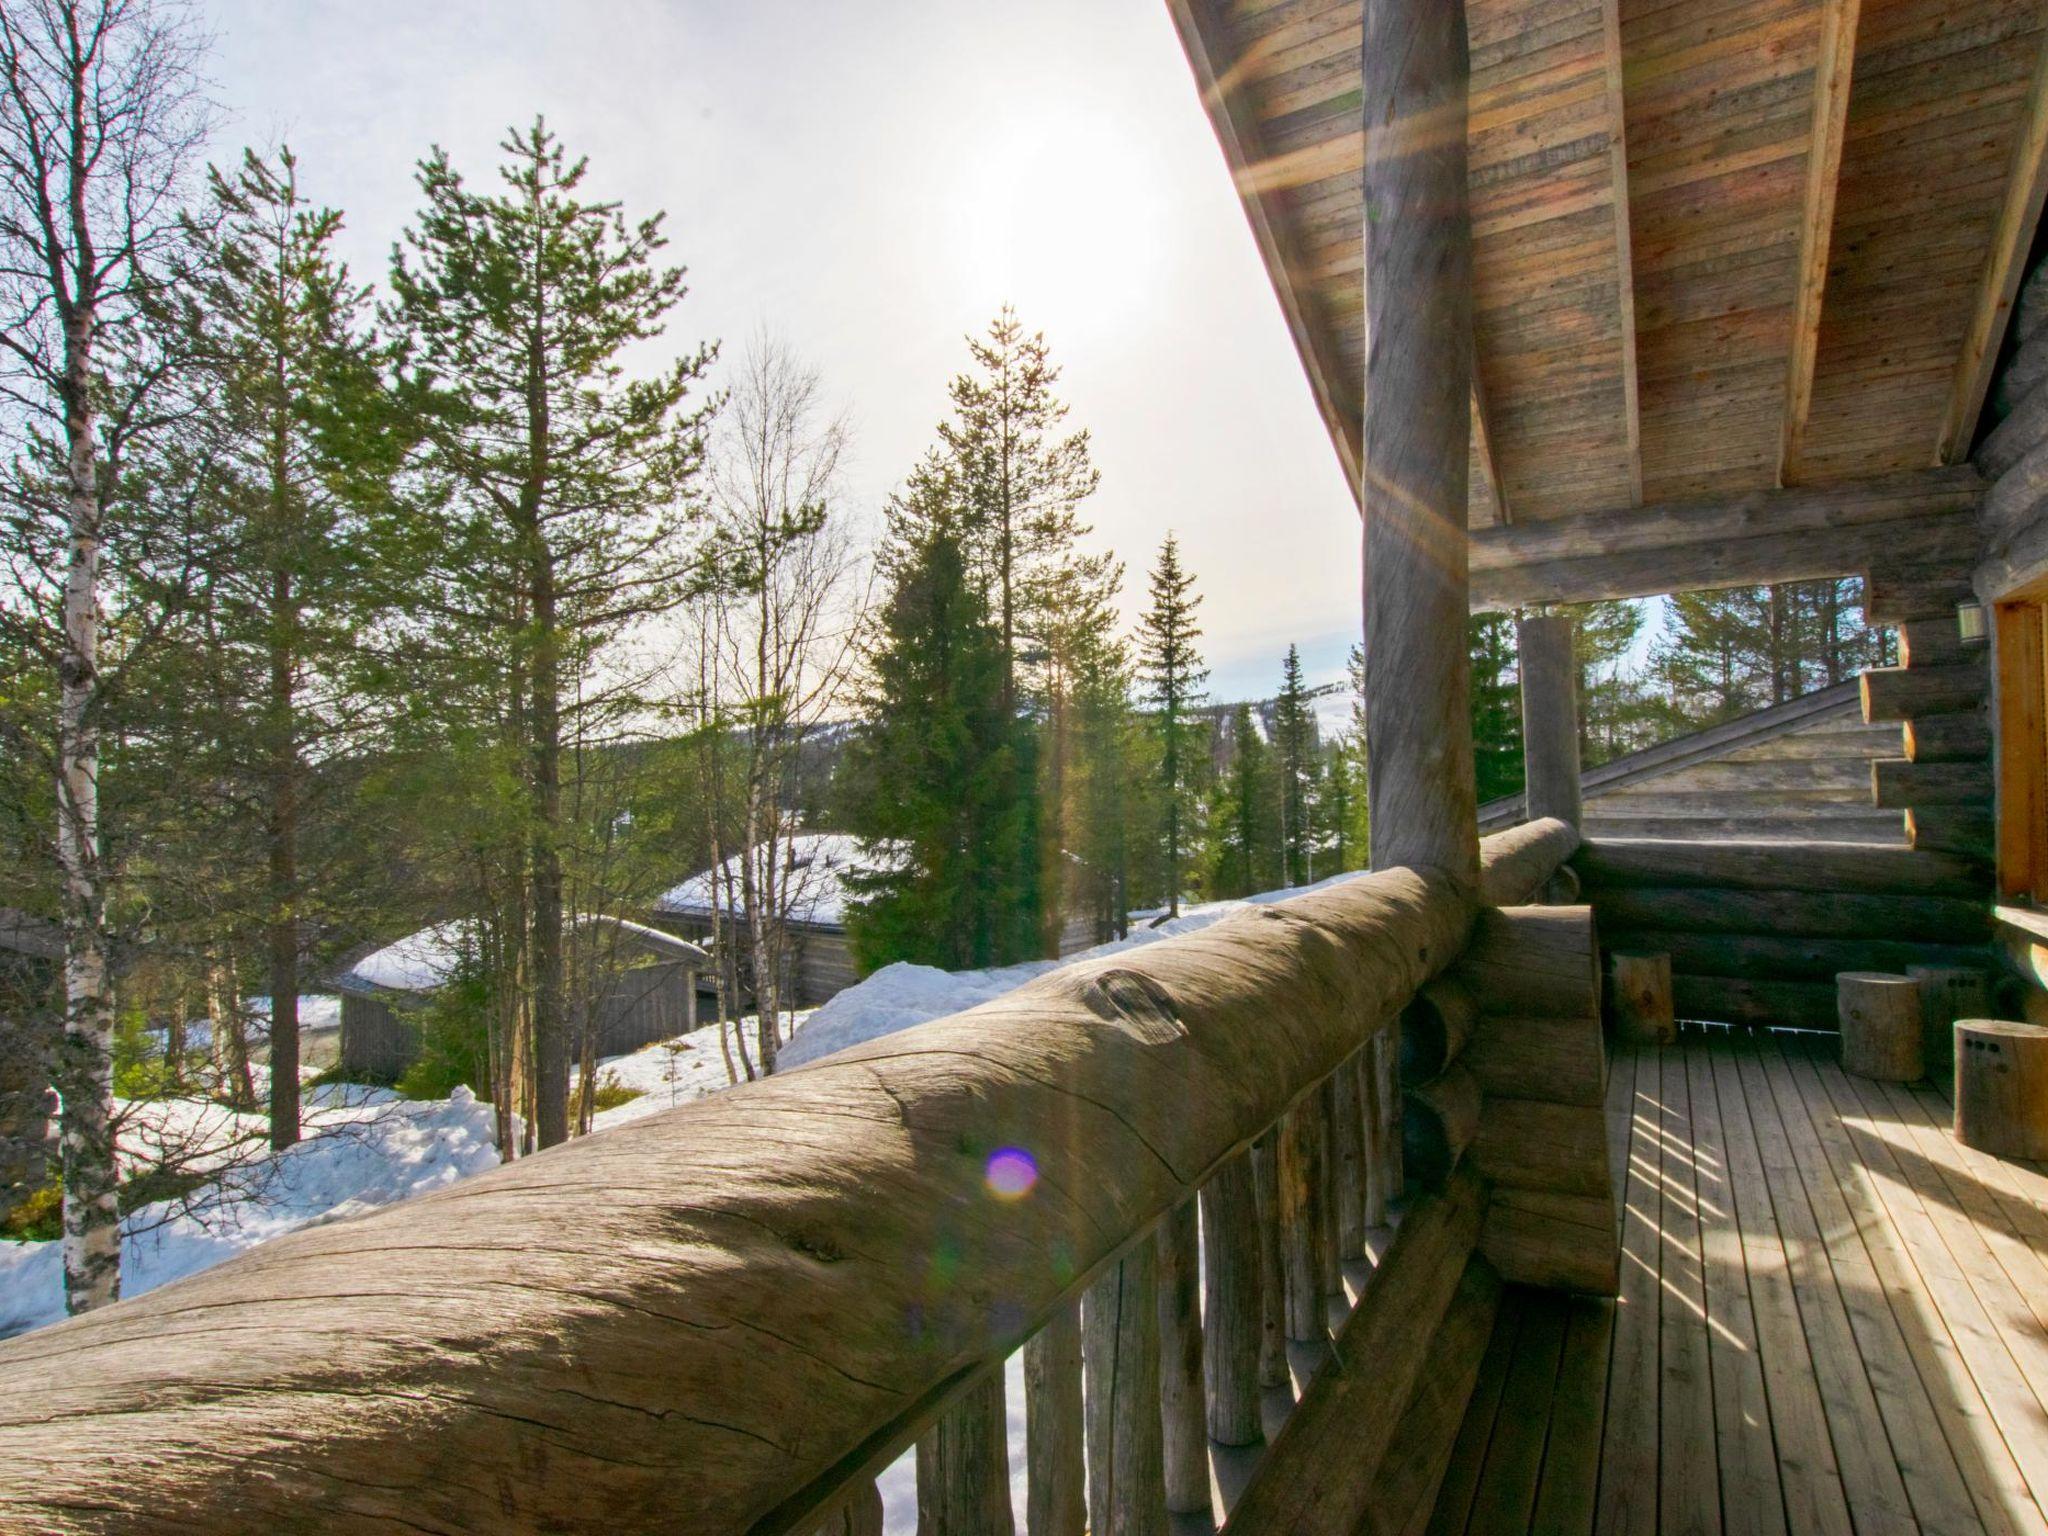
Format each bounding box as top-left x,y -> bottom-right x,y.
652,833 -> 894,931
337,916 -> 707,997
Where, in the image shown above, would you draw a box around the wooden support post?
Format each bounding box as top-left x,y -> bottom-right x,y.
812,1479 -> 883,1536
1155,1197 -> 1208,1516
1330,1052 -> 1368,1258
1837,971 -> 1924,1081
1199,1152 -> 1264,1446
1357,1047 -> 1388,1230
1084,1246 -> 1167,1536
1955,1019 -> 2048,1157
1610,951 -> 1676,1046
916,1374 -> 1014,1536
1906,964 -> 1994,1081
1361,0 -> 1478,886
1024,1305 -> 1085,1536
1517,613 -> 1583,828
1249,1131 -> 1290,1388
1277,1096 -> 1328,1341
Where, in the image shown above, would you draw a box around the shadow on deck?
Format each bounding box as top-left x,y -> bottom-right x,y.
1431,1027 -> 2048,1535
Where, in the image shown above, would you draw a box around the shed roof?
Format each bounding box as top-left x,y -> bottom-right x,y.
335,915 -> 708,999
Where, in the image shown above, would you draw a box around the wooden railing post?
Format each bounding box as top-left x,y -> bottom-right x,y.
1084,1246 -> 1167,1536
1330,1049 -> 1369,1257
1277,1095 -> 1329,1340
1199,1151 -> 1264,1445
1023,1305 -> 1085,1536
1155,1197 -> 1209,1514
1250,1130 -> 1291,1388
915,1375 -> 1013,1536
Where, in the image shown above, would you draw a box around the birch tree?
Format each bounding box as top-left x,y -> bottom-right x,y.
0,0 -> 208,1312
700,337 -> 859,1074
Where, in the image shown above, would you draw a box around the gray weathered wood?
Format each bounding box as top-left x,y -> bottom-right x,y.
1480,1188 -> 1622,1295
1199,1153 -> 1264,1446
1979,373 -> 2048,478
1583,884 -> 1993,942
1467,469 -> 1984,610
1351,1260 -> 1504,1536
1315,1079 -> 1343,1298
1519,613 -> 1582,827
1085,1246 -> 1166,1536
1871,757 -> 1992,808
1673,973 -> 1840,1030
1837,972 -> 1923,1082
1464,1013 -> 1609,1107
1360,0 -> 1477,884
1906,806 -> 1995,857
1575,838 -> 1989,897
1473,1097 -> 1614,1200
1220,1171 -> 1486,1536
0,864 -> 1476,1536
1610,951 -> 1676,1046
1329,1048 -> 1368,1257
1024,1306 -> 1085,1536
1358,1043 -> 1389,1230
813,1478 -> 883,1536
1864,568 -> 1976,626
1372,1029 -> 1405,1214
1455,905 -> 1599,1019
1277,1094 -> 1328,1340
1250,1131 -> 1289,1390
1400,977 -> 1477,1087
1477,817 -> 1580,907
1897,619 -> 1974,670
1861,664 -> 1987,724
1902,711 -> 1990,762
1601,930 -> 1991,987
1155,1196 -> 1208,1516
1954,1019 -> 2048,1158
1402,1063 -> 1481,1192
1907,965 -> 1994,1081
917,1374 -> 1015,1536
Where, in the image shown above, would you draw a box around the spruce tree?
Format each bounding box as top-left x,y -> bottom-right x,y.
389,120 -> 715,1147
843,488 -> 1035,970
1211,704 -> 1275,899
174,148 -> 397,1148
1137,534 -> 1208,916
1468,613 -> 1524,803
1273,644 -> 1317,885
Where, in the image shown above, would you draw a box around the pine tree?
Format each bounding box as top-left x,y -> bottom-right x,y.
1322,746 -> 1355,874
389,120 -> 715,1147
1273,645 -> 1317,885
843,489 -> 1036,970
174,148 -> 398,1148
1468,613 -> 1524,803
1137,534 -> 1208,916
1211,705 -> 1276,899
1342,643 -> 1371,859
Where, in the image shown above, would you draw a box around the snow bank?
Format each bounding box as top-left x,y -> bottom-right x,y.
0,1088 -> 498,1338
782,866 -> 1370,1069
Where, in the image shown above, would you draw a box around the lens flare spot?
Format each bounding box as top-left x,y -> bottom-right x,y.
985,1147 -> 1038,1200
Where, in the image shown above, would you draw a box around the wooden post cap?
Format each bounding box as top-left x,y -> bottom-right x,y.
1954,1019 -> 2048,1159
1837,971 -> 1924,1082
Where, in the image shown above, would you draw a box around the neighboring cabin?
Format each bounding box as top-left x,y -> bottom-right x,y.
333,916 -> 707,1083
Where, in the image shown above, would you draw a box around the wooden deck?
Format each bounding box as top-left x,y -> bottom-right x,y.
1430,1027 -> 2048,1536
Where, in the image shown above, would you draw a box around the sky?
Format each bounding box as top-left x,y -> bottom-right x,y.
198,0 -> 1364,704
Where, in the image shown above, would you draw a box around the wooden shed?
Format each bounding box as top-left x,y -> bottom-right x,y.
333,916 -> 708,1083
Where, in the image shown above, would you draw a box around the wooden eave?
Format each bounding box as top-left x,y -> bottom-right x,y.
1169,0 -> 2048,596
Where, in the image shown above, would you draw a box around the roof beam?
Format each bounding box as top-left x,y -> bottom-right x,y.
1165,0 -> 1362,490
1469,466 -> 1986,610
1600,0 -> 1643,506
1936,29 -> 2048,464
1779,0 -> 1862,485
1472,361 -> 1510,524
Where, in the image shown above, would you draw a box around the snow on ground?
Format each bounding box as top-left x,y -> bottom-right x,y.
576,1012 -> 812,1131
0,1086 -> 491,1338
781,865 -> 1371,1069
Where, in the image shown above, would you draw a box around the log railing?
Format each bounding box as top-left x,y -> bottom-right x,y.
0,820 -> 1587,1536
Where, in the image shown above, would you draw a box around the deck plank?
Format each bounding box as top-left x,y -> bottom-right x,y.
1802,1049 -> 2048,1527
1430,1031 -> 2048,1536
1765,1037 -> 2022,1536
1656,1044 -> 1721,1536
1595,1045 -> 1664,1536
1683,1040 -> 1786,1536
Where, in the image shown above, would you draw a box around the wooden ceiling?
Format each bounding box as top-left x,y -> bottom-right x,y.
1168,0 -> 2048,535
